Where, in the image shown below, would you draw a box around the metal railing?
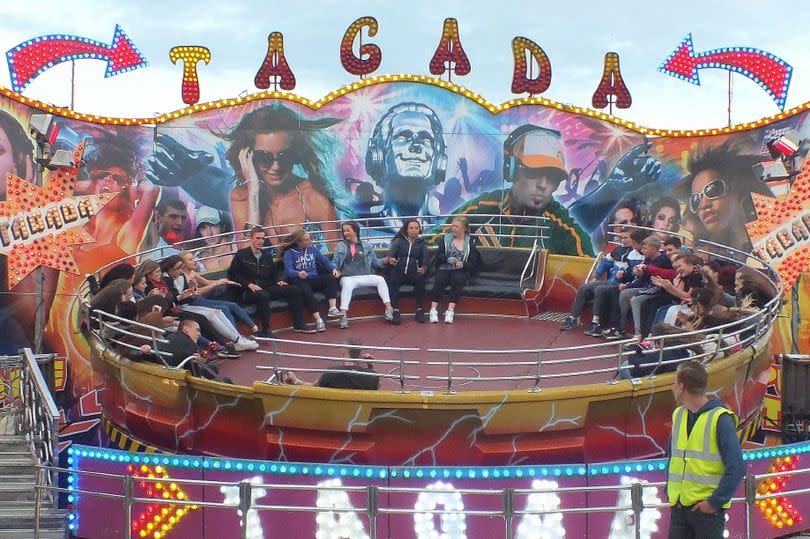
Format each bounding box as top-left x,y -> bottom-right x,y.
43,451 -> 810,539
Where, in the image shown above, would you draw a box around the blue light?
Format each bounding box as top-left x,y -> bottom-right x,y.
68,524 -> 75,531
315,467 -> 322,475
339,469 -> 347,477
236,463 -> 243,470
468,470 -> 475,479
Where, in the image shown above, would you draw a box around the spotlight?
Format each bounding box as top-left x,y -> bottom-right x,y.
45,149 -> 78,169
767,129 -> 801,159
29,113 -> 59,145
753,160 -> 789,182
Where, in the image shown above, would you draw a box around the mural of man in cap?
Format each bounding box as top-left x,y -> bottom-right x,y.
454,125 -> 593,256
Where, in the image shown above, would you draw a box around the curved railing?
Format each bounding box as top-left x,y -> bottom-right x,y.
81,214 -> 782,393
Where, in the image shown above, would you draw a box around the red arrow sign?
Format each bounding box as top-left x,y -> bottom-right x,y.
659,33 -> 792,110
6,24 -> 148,93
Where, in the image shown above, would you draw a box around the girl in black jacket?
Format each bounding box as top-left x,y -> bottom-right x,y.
384,219 -> 428,323
429,216 -> 481,324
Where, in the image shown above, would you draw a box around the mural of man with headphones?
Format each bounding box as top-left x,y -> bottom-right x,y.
455,125 -> 594,256
365,102 -> 448,223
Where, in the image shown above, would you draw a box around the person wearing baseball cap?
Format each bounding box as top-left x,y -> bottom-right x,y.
193,206 -> 235,270
453,125 -> 593,256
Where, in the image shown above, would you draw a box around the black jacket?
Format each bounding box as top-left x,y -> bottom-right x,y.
162,331 -> 199,368
433,235 -> 482,276
228,247 -> 283,290
387,236 -> 428,276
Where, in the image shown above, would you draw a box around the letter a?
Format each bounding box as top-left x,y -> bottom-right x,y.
592,52 -> 632,110
429,18 -> 471,78
254,32 -> 296,91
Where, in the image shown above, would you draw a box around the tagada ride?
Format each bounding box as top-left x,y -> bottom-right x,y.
83,225 -> 781,467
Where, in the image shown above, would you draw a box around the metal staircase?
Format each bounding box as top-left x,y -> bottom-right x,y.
0,350 -> 66,539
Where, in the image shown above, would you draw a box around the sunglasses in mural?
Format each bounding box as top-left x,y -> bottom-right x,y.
688,179 -> 727,213
252,150 -> 298,171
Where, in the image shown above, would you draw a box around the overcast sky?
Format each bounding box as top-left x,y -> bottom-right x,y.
2,0 -> 809,130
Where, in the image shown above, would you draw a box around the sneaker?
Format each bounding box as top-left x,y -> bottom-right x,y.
327,308 -> 342,318
429,309 -> 439,323
217,348 -> 241,359
444,310 -> 455,324
392,309 -> 401,325
315,318 -> 326,332
415,308 -> 425,323
233,336 -> 259,351
638,339 -> 653,350
560,316 -> 579,331
583,323 -> 603,337
603,328 -> 626,340
384,306 -> 394,321
293,323 -> 317,334
339,313 -> 349,329
255,329 -> 274,339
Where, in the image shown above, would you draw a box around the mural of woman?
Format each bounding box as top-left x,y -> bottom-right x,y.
225,105 -> 347,248
647,196 -> 681,239
675,141 -> 773,255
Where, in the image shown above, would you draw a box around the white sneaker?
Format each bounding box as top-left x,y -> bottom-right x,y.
429,309 -> 439,323
327,308 -> 342,317
384,306 -> 394,321
233,336 -> 259,351
444,310 -> 455,324
316,318 -> 326,332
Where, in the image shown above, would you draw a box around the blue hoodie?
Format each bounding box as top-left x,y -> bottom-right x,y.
284,245 -> 336,279
668,398 -> 745,509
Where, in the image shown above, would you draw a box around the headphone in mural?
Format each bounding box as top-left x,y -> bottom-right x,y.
502,124 -> 566,183
365,102 -> 448,185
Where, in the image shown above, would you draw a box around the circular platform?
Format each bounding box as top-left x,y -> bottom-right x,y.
216,314 -> 618,392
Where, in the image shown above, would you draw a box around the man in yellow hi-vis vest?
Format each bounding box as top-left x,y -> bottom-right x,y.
667,361 -> 745,538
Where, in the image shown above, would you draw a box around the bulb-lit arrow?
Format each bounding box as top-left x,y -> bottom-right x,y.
659,33 -> 792,110
6,24 -> 148,93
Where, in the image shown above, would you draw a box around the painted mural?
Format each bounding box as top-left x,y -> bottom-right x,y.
0,80 -> 807,454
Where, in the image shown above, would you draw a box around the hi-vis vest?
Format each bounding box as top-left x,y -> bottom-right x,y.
667,405 -> 738,509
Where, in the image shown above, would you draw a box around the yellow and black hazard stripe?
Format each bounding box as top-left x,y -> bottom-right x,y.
738,407 -> 764,444
102,416 -> 160,454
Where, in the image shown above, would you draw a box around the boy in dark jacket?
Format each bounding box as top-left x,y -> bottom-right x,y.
227,226 -> 314,337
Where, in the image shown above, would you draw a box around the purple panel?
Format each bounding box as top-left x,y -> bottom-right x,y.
746,455 -> 810,539
586,470 -> 669,538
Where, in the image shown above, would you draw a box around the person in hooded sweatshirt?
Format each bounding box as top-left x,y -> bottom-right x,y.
667,360 -> 744,539
384,219 -> 428,324
281,228 -> 340,332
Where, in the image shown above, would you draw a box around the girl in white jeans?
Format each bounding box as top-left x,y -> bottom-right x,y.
332,221 -> 394,329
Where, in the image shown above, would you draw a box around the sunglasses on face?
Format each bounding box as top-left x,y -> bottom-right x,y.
253,150 -> 297,170
689,179 -> 727,213
90,169 -> 132,186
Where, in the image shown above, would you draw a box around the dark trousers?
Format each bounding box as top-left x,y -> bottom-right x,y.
431,270 -> 467,304
571,281 -> 603,318
293,275 -> 339,312
638,293 -> 676,337
668,504 -> 726,539
240,284 -> 306,331
387,271 -> 426,309
593,283 -> 620,326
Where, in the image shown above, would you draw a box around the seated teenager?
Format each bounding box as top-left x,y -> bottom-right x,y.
332,221 -> 394,329
98,263 -> 135,291
281,228 -> 340,332
429,216 -> 481,324
162,319 -> 232,383
385,219 -> 428,324
162,255 -> 259,352
561,228 -> 634,332
606,236 -> 674,340
734,266 -> 775,309
138,259 -> 240,356
227,226 -> 315,337
90,278 -> 134,326
650,252 -> 706,328
591,228 -> 648,336
178,251 -> 258,334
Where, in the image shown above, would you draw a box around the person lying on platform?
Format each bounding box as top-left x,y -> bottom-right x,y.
561,228 -> 634,332
618,324 -> 703,380
276,339 -> 380,390
227,225 -> 317,336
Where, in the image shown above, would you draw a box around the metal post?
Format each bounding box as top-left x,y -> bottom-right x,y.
445,351 -> 455,394
611,342 -> 625,384
529,351 -> 542,392
630,482 -> 643,539
271,340 -> 280,384
502,487 -> 514,539
744,473 -> 757,539
367,485 -> 379,539
123,474 -> 134,539
397,350 -> 407,394
239,480 -> 252,539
